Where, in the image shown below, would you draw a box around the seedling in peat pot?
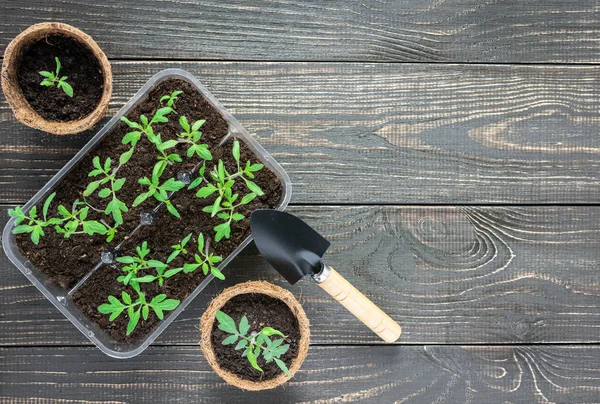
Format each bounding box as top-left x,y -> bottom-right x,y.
216,310 -> 290,376
39,57 -> 73,97
98,283 -> 180,336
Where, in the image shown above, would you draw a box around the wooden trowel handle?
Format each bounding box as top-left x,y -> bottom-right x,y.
314,266 -> 402,342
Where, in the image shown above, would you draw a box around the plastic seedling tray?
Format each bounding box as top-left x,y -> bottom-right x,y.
2,69 -> 292,358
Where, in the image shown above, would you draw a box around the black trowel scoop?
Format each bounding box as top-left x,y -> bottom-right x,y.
250,209 -> 402,342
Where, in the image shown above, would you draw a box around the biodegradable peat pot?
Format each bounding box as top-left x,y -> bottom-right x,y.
2,69 -> 291,358
200,281 -> 310,390
1,22 -> 112,134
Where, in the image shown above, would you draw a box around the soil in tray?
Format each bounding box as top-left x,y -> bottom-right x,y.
212,293 -> 300,382
16,34 -> 104,121
72,137 -> 283,343
16,78 -> 230,289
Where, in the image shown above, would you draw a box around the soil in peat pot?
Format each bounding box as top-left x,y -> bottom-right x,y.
16,34 -> 104,121
16,77 -> 281,299
72,137 -> 283,343
212,293 -> 300,382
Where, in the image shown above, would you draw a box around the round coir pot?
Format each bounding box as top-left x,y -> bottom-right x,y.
1,22 -> 112,135
200,281 -> 310,390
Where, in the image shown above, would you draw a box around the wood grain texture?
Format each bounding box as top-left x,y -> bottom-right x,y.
2,205 -> 600,346
2,62 -> 600,204
1,345 -> 600,403
1,0 -> 599,63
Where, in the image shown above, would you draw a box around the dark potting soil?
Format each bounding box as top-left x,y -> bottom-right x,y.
16,34 -> 104,121
72,137 -> 283,343
211,293 -> 300,382
16,77 -> 280,297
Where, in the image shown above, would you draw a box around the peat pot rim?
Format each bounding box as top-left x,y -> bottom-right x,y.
1,22 -> 112,135
200,281 -> 310,391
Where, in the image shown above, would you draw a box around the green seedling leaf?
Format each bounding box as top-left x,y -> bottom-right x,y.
216,310 -> 237,334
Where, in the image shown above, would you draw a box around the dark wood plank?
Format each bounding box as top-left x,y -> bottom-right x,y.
3,205 -> 600,346
1,1 -> 599,63
2,62 -> 600,204
2,345 -> 600,403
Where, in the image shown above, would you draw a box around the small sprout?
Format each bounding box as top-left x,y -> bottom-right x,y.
115,241 -> 166,286
170,233 -> 224,279
167,232 -> 192,263
189,139 -> 264,242
177,116 -> 212,160
120,106 -> 178,178
98,283 -> 180,336
160,90 -> 183,108
39,57 -> 73,97
151,134 -> 182,178
9,192 -> 62,244
85,155 -> 130,226
215,310 -> 290,376
134,172 -> 185,218
54,201 -> 110,240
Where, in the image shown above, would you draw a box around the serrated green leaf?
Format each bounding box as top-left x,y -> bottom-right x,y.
235,339 -> 248,350
42,192 -> 56,221
215,310 -> 237,334
142,305 -> 149,321
244,179 -> 264,196
122,131 -> 142,146
120,116 -> 142,130
12,224 -> 34,235
98,188 -> 111,198
195,184 -> 217,198
222,335 -> 238,345
157,299 -> 179,311
247,350 -> 263,373
83,181 -> 100,196
119,148 -> 134,165
262,327 -> 285,337
239,315 -> 250,336
211,267 -> 225,280
59,80 -> 73,97
179,115 -> 190,132
232,140 -> 240,162
274,358 -> 290,376
165,201 -> 180,218
127,309 -> 141,335
133,192 -> 151,207
197,233 -> 204,252
103,157 -> 111,172
214,222 -> 231,242
82,221 -> 107,235
231,213 -> 244,221
192,119 -> 205,132
241,193 -> 257,205
113,178 -> 126,192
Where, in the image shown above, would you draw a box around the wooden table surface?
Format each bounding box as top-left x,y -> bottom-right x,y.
1,1 -> 600,403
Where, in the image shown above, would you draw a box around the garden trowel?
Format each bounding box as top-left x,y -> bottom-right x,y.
250,209 -> 402,342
